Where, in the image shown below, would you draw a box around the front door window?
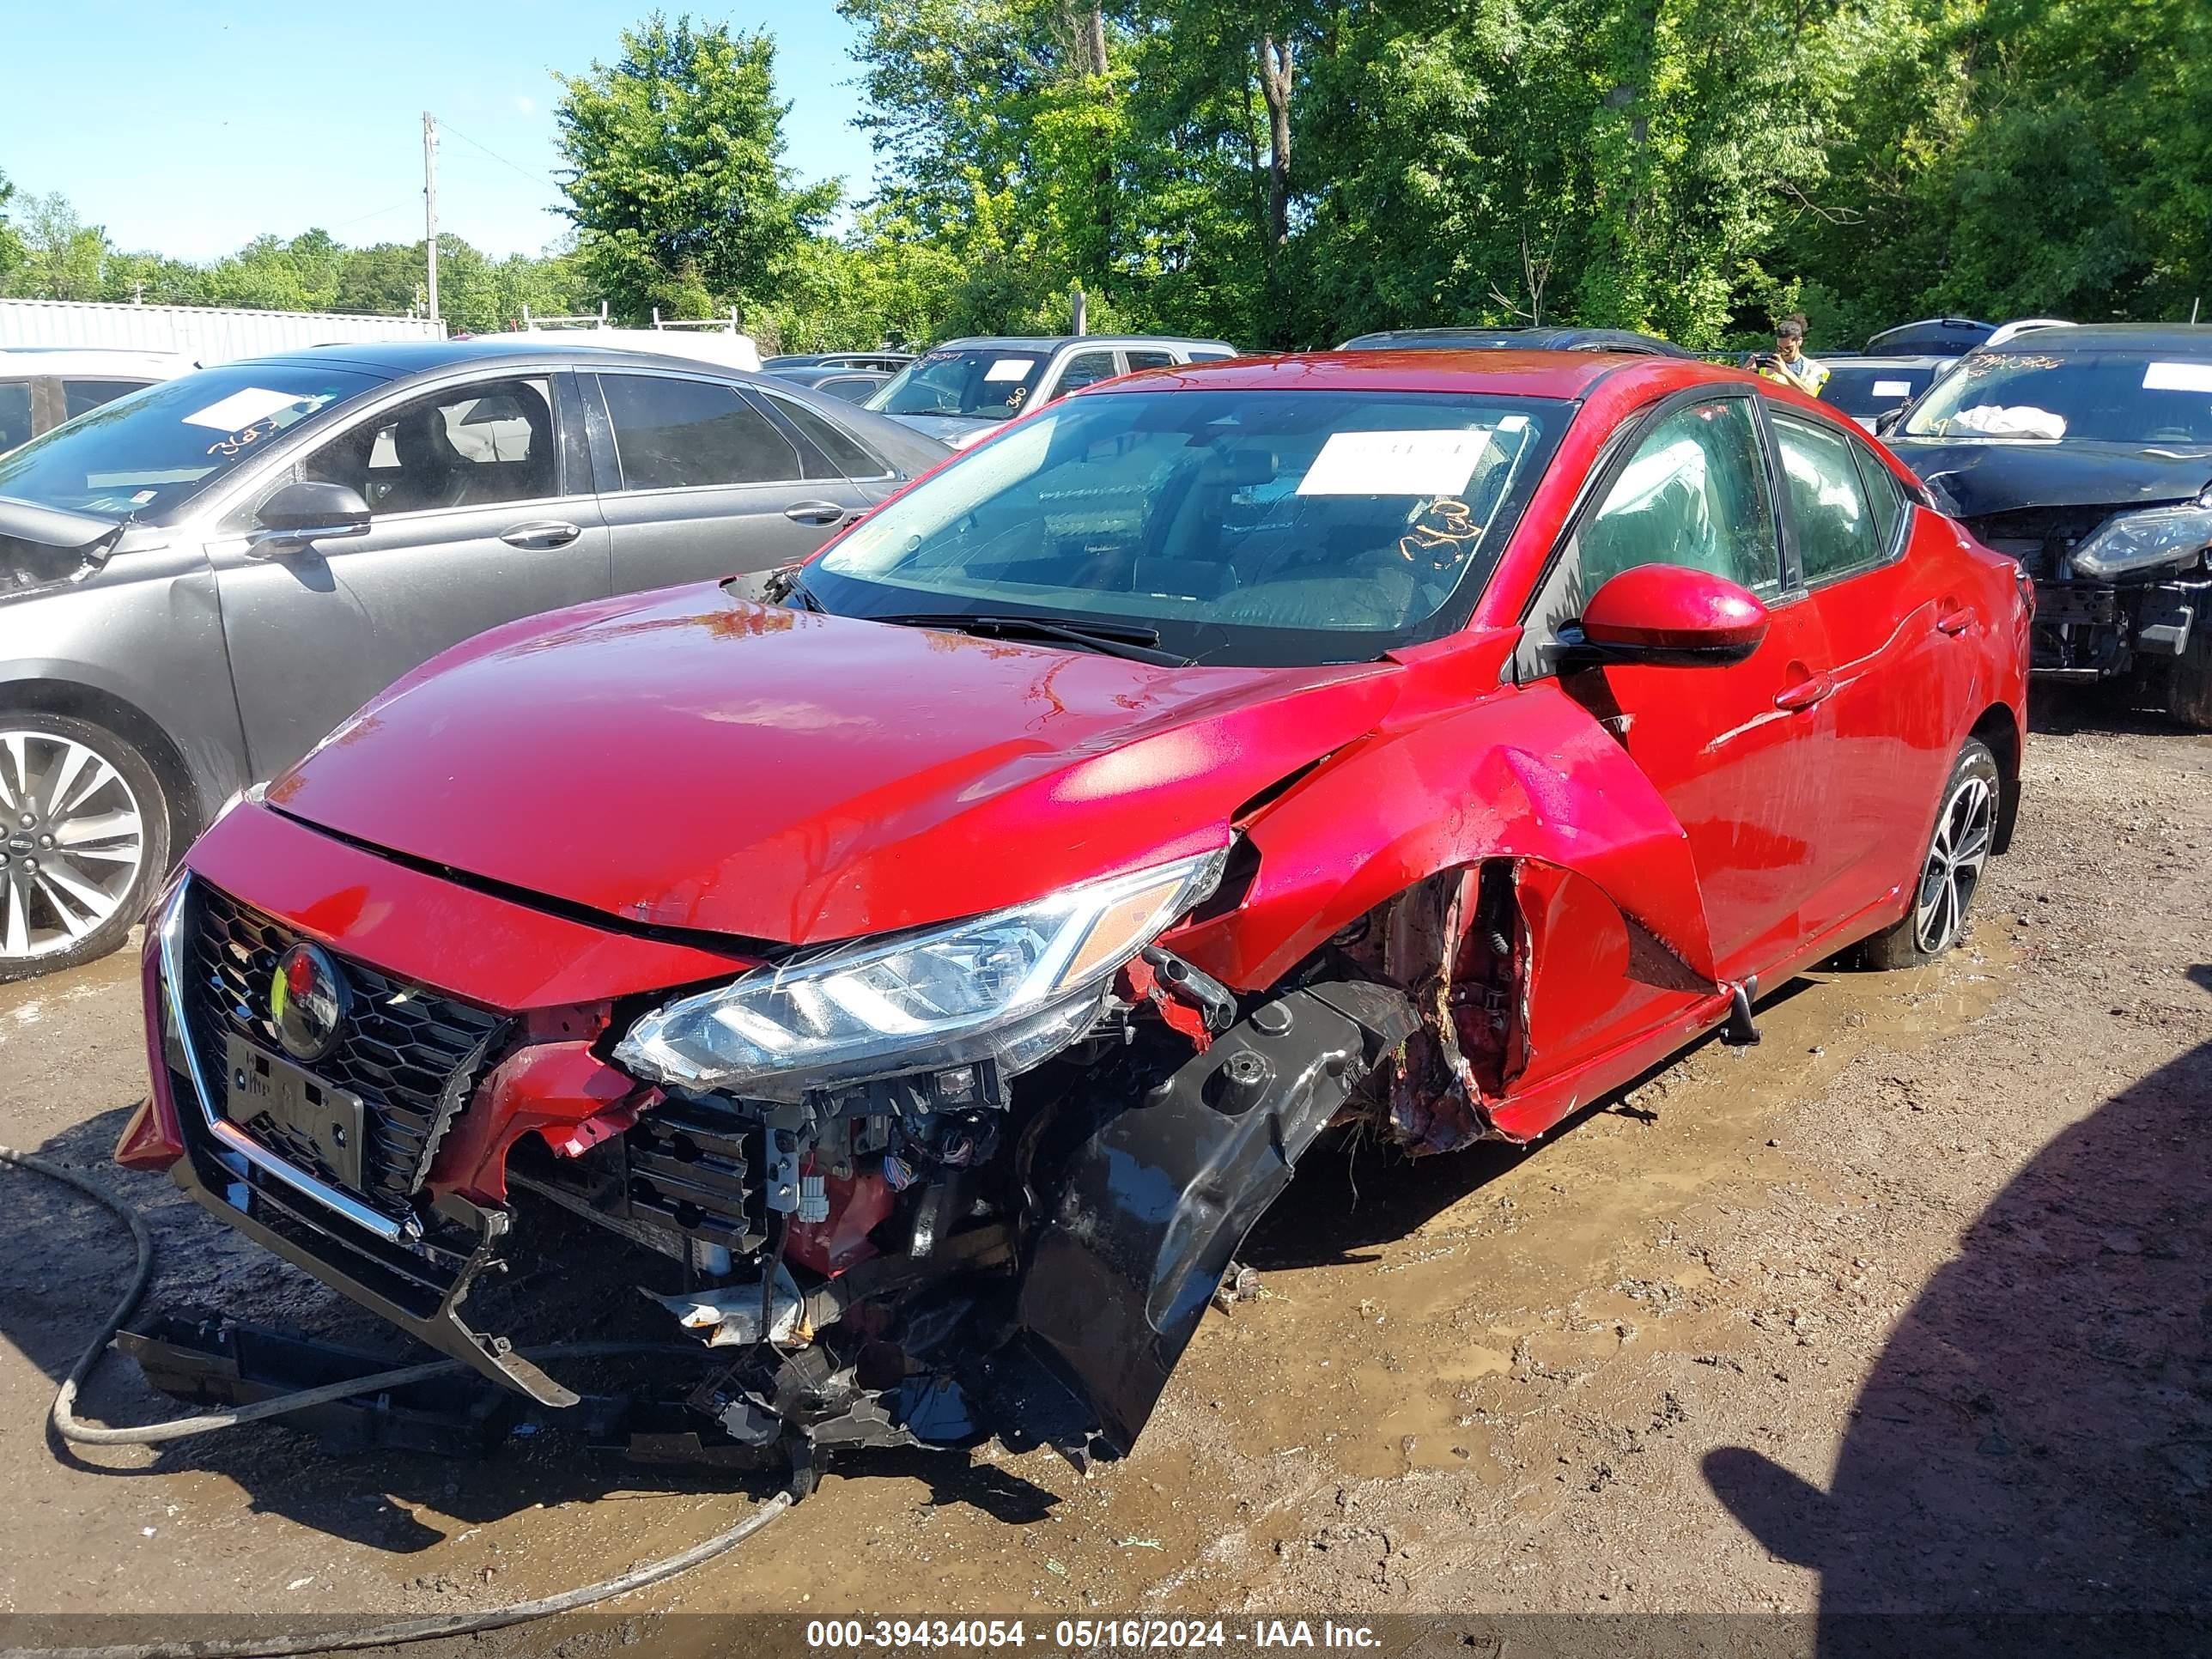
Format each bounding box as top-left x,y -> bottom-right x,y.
301,379 -> 557,516
1580,398 -> 1782,593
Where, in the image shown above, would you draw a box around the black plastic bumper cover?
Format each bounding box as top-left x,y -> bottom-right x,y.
1016,979 -> 1419,1454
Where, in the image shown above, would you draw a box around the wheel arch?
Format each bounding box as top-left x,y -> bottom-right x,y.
1967,700 -> 2023,856
0,678 -> 204,856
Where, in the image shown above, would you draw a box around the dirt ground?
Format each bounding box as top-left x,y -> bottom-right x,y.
1,693 -> 2206,1638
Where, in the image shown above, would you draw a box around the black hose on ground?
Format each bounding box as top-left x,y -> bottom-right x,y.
0,1146 -> 793,1659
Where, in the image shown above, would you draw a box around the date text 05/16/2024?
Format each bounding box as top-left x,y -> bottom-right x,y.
805,1620 -> 1382,1650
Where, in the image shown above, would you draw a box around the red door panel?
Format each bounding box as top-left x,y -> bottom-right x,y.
1798,515 -> 1977,935
1561,592 -> 1838,982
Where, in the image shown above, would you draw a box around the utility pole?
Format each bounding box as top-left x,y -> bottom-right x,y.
422,112 -> 440,324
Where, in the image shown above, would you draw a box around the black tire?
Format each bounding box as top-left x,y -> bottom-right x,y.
2166,623 -> 2212,732
1860,738 -> 2000,969
0,711 -> 172,983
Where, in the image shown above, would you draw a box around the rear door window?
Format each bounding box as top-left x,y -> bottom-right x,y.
1771,411 -> 1881,582
599,373 -> 801,489
1125,349 -> 1176,371
0,382 -> 29,452
754,387 -> 892,481
1853,447 -> 1909,557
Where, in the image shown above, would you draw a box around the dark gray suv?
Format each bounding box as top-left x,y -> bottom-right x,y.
0,337 -> 946,978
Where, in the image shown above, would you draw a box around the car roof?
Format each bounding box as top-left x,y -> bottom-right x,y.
764,351 -> 912,366
234,337 -> 772,377
1103,348 -> 1691,400
0,346 -> 194,373
1864,317 -> 1993,353
1340,325 -> 1692,359
932,335 -> 1236,352
1978,322 -> 2212,356
1820,355 -> 1948,369
772,365 -> 889,384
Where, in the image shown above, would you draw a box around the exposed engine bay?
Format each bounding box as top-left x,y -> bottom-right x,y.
491,960 -> 1420,1488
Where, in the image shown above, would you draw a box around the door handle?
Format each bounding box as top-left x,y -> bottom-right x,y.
500,520 -> 581,550
1936,605 -> 1973,636
783,500 -> 850,526
1773,672 -> 1834,713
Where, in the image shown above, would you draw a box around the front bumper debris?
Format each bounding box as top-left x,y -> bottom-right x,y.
2031,577 -> 2203,677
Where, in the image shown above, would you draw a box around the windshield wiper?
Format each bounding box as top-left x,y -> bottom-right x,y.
867,611 -> 1194,666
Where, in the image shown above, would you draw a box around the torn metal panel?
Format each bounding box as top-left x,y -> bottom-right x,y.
1176,681 -> 1723,994
1346,855 -> 1717,1155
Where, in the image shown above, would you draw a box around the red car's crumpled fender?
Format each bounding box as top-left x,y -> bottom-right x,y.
1176,675 -> 1720,995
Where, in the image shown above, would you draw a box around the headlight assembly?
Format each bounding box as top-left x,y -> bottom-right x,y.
612,848 -> 1228,1100
2069,497 -> 2212,580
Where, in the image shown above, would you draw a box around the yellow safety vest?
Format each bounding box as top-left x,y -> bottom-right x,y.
1758,355 -> 1831,396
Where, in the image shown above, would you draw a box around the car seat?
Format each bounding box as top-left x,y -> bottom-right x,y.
384,404 -> 474,514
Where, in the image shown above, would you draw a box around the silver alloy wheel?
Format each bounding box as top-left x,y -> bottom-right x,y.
0,729 -> 148,961
1911,770 -> 1996,957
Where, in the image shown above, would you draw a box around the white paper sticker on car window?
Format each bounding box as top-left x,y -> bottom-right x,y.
1497,414 -> 1530,432
2142,361 -> 2212,392
1296,428 -> 1492,496
983,358 -> 1036,382
1872,380 -> 1914,398
181,387 -> 314,431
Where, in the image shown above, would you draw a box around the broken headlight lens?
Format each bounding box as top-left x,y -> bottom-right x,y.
2069,501 -> 2212,579
612,848 -> 1228,1100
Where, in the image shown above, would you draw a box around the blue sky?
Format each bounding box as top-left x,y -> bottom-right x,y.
0,3 -> 879,260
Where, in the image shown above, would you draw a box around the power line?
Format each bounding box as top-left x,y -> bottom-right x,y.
327,199 -> 416,232
435,117 -> 559,193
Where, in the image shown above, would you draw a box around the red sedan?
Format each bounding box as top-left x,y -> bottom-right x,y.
121,350 -> 2030,1477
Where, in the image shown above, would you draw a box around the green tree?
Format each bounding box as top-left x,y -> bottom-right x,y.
9,191 -> 108,301
1782,0 -> 2211,333
554,14 -> 839,324
334,242 -> 427,315
0,169 -> 24,292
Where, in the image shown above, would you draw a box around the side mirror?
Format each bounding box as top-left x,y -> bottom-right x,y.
1873,409 -> 1903,437
1562,563 -> 1770,668
249,481 -> 372,554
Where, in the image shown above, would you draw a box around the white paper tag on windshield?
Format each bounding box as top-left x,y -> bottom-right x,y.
1872,380 -> 1913,398
182,387 -> 313,431
2142,361 -> 2212,392
983,358 -> 1036,383
1297,428 -> 1491,496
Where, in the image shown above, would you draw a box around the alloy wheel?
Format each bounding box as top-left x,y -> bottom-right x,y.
0,729 -> 148,962
1911,770 -> 1996,957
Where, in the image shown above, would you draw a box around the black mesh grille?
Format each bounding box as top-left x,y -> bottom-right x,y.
186,881 -> 504,1216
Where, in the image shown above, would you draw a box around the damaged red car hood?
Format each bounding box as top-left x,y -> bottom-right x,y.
265,586 -> 1401,947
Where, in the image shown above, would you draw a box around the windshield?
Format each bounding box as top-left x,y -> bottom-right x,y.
1902,350 -> 2212,445
866,348 -> 1052,422
1822,364 -> 1936,417
0,362 -> 384,519
808,386 -> 1567,666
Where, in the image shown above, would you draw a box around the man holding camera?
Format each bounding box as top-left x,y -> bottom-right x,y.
1750,315 -> 1830,396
